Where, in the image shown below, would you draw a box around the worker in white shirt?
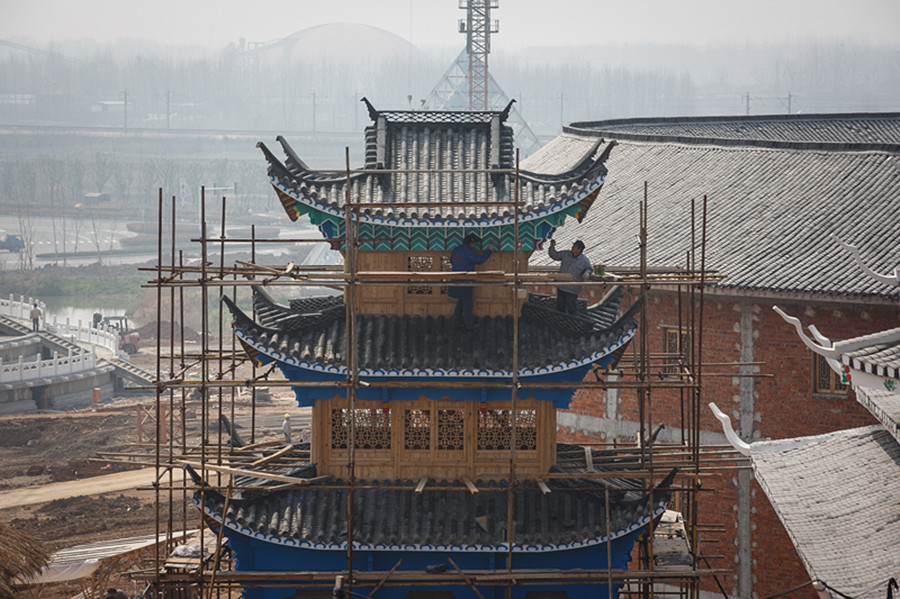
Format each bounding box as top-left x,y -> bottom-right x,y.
282,413 -> 292,444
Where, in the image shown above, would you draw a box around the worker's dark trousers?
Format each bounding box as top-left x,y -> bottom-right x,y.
556,290 -> 578,315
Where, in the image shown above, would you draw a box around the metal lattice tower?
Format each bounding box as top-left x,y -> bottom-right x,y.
425,1 -> 541,154
459,0 -> 498,110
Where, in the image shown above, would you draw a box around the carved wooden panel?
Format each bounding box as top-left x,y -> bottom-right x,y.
331,408 -> 392,450
437,409 -> 464,450
404,409 -> 431,450
317,398 -> 551,479
407,256 -> 434,296
477,409 -> 537,451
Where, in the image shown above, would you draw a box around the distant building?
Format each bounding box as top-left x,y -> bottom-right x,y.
83,192 -> 111,204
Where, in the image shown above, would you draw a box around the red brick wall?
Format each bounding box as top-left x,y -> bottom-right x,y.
557,286 -> 898,598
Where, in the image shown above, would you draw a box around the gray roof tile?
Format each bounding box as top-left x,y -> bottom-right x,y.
750,426 -> 900,598
226,286 -> 637,373
572,113 -> 900,148
188,447 -> 677,550
855,386 -> 900,445
530,117 -> 900,298
257,104 -> 610,226
839,328 -> 900,380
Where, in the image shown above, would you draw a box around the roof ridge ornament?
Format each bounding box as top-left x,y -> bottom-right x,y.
361,96 -> 379,122
832,233 -> 900,288
500,98 -> 516,121
708,403 -> 751,456
772,306 -> 838,359
807,324 -> 844,377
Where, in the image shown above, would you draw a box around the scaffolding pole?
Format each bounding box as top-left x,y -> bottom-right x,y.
137,160 -> 731,598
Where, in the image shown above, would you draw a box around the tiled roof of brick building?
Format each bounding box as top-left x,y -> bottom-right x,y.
187,446 -> 677,552
527,113 -> 900,298
749,425 -> 900,599
575,113 -> 900,148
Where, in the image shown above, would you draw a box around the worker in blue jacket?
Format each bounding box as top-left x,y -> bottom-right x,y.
449,233 -> 492,329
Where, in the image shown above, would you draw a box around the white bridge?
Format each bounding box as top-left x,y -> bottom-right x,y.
0,294 -> 120,354
0,345 -> 99,385
0,294 -> 121,385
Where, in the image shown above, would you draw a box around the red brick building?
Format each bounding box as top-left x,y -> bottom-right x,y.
524,113 -> 900,599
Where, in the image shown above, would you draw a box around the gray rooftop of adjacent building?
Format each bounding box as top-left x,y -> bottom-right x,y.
749,425 -> 900,599
527,113 -> 900,299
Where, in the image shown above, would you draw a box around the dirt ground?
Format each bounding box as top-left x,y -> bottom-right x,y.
0,349 -> 309,598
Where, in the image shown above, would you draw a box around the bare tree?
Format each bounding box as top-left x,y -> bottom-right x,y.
14,161 -> 37,270
112,160 -> 134,208
89,151 -> 114,193
39,157 -> 68,266
67,157 -> 86,253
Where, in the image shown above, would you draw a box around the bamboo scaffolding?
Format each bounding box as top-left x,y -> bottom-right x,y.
141,155 -> 720,598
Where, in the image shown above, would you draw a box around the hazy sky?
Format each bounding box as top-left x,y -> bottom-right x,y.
2,0 -> 899,50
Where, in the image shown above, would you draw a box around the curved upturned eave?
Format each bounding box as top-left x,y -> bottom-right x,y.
198,496 -> 669,553
258,135 -> 608,229
268,174 -> 603,229
232,324 -> 635,380
222,294 -> 641,380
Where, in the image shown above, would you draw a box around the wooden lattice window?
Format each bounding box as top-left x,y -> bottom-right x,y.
476,409 -> 537,451
407,256 -> 433,295
331,408 -> 392,449
439,256 -> 452,295
813,354 -> 848,396
404,409 -> 431,450
663,327 -> 689,375
437,409 -> 464,450
331,409 -> 348,449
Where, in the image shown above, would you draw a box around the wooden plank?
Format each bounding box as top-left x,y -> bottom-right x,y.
249,444 -> 293,468
447,558 -> 486,599
232,440 -> 283,453
179,461 -> 332,486
356,270 -> 508,281
364,559 -> 403,598
414,475 -> 429,494
460,475 -> 479,495
535,477 -> 552,495
584,445 -> 595,472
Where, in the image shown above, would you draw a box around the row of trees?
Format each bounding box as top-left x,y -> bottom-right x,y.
3,37 -> 898,136
0,152 -> 271,269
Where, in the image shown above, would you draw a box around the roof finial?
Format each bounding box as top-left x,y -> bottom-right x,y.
709,403 -> 751,456
772,306 -> 837,358
360,97 -> 379,122
832,233 -> 900,287
500,99 -> 516,121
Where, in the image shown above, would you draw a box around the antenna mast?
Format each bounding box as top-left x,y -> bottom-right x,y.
459,0 -> 499,110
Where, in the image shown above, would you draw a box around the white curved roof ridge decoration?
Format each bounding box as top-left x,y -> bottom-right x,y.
708,403 -> 751,456
831,233 -> 900,287
807,325 -> 844,377
772,306 -> 838,359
